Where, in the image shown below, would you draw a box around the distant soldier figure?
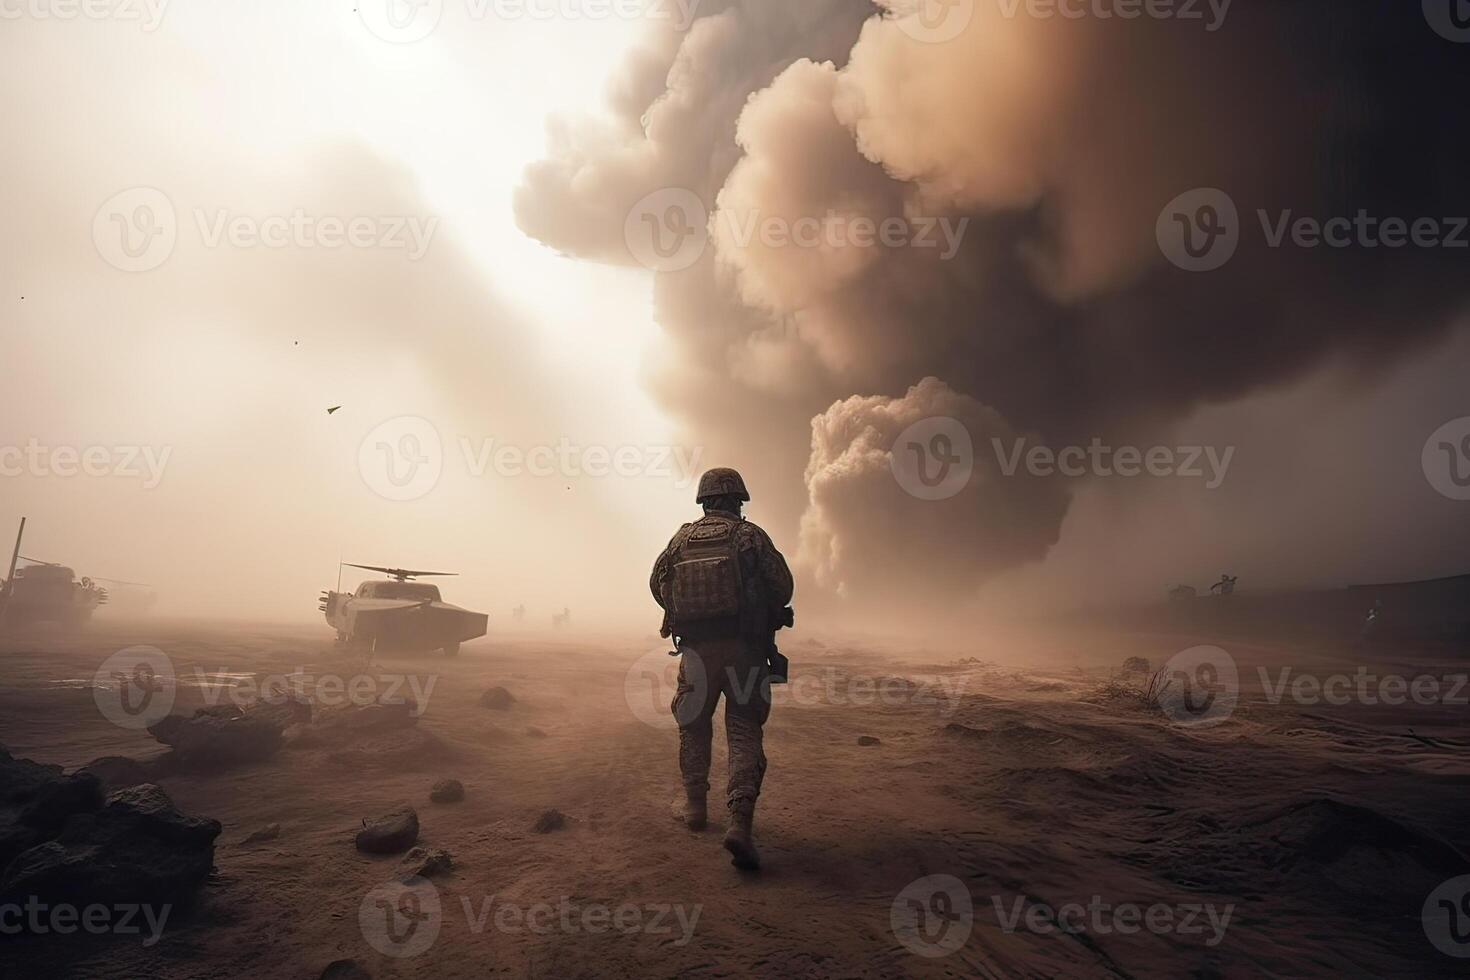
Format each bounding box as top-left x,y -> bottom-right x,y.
650,467 -> 793,870
512,604 -> 526,623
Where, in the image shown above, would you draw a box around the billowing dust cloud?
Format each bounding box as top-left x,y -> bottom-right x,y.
517,0 -> 1470,618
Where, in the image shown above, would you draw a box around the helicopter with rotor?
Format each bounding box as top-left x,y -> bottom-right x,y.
320,561 -> 488,656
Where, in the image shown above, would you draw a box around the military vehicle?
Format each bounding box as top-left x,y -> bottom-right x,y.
0,519 -> 109,628
320,563 -> 488,656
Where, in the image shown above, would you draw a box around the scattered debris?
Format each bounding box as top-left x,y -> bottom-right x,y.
147,704 -> 286,768
532,809 -> 567,833
429,779 -> 464,804
242,823 -> 282,845
856,735 -> 881,746
320,960 -> 371,980
524,726 -> 547,738
479,687 -> 516,711
314,697 -> 419,735
402,846 -> 454,878
355,807 -> 420,854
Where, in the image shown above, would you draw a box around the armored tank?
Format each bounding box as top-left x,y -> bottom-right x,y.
0,519 -> 108,628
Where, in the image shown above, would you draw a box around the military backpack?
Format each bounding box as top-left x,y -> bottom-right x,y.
666,514 -> 744,629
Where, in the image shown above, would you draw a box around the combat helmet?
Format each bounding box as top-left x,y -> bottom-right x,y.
696,467 -> 750,503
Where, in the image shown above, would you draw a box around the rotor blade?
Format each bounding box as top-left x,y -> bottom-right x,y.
91,577 -> 154,588
343,563 -> 457,578
16,556 -> 58,566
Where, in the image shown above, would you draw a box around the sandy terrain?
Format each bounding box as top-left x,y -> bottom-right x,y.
1,619 -> 1467,978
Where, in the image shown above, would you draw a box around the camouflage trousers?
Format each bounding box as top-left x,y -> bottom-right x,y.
671,635 -> 771,814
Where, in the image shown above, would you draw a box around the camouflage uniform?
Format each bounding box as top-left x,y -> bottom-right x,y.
650,502 -> 793,817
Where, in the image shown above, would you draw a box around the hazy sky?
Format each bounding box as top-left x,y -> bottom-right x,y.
3,2 -> 1468,634
1,3 -> 709,627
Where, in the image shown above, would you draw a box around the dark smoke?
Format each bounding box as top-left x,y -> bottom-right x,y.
516,0 -> 1470,614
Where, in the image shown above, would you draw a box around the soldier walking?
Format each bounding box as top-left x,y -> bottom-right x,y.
650,468 -> 793,870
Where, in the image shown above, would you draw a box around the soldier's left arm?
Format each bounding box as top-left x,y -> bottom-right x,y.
745,524 -> 794,607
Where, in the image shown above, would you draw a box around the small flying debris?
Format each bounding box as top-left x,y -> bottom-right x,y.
327,406 -> 341,415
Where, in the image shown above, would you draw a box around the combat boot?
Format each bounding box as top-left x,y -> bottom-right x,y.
682,791 -> 708,831
722,805 -> 760,870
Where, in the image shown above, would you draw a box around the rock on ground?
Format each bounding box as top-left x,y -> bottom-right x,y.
479,687 -> 516,710
401,846 -> 454,877
241,823 -> 281,844
532,809 -> 567,833
147,704 -> 285,768
429,779 -> 464,804
0,746 -> 104,870
0,783 -> 221,908
355,807 -> 419,854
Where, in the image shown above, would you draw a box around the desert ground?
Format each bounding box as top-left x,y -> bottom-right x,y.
1,616 -> 1467,979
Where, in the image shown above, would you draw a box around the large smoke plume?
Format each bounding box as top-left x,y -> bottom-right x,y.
517,0 -> 1470,616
